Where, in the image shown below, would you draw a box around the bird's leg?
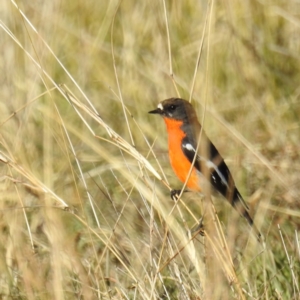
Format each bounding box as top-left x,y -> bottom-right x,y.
170,189 -> 205,236
192,216 -> 205,236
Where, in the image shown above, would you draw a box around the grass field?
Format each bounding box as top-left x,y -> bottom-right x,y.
0,0 -> 299,299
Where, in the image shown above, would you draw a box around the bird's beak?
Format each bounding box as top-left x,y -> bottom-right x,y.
148,108 -> 162,114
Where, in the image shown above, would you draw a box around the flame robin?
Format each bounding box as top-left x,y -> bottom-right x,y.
149,97 -> 260,238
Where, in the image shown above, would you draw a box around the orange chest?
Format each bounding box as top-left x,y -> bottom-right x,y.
163,118 -> 201,191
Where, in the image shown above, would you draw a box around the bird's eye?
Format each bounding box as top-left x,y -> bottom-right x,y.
169,105 -> 176,111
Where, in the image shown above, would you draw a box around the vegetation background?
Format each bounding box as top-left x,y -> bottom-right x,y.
0,0 -> 299,299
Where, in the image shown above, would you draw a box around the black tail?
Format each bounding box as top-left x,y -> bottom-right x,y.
232,189 -> 262,241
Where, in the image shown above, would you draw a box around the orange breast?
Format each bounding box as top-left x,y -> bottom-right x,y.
163,118 -> 201,192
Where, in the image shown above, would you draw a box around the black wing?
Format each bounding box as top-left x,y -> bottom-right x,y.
180,133 -> 262,239
181,135 -> 249,211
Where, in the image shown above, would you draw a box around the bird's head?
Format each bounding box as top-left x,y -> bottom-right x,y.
148,98 -> 197,122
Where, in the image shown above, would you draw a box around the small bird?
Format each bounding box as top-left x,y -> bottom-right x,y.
149,97 -> 260,238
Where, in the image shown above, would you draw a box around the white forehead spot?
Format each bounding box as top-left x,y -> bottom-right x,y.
157,103 -> 163,110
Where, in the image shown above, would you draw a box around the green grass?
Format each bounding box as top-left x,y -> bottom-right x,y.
0,0 -> 299,299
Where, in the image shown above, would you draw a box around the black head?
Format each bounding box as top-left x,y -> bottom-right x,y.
148,98 -> 197,122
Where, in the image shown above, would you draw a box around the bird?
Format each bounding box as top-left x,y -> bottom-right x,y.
149,97 -> 261,239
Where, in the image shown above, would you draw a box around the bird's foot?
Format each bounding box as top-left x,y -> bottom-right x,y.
170,189 -> 183,201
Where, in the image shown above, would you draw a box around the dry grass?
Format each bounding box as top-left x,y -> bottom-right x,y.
0,0 -> 299,299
